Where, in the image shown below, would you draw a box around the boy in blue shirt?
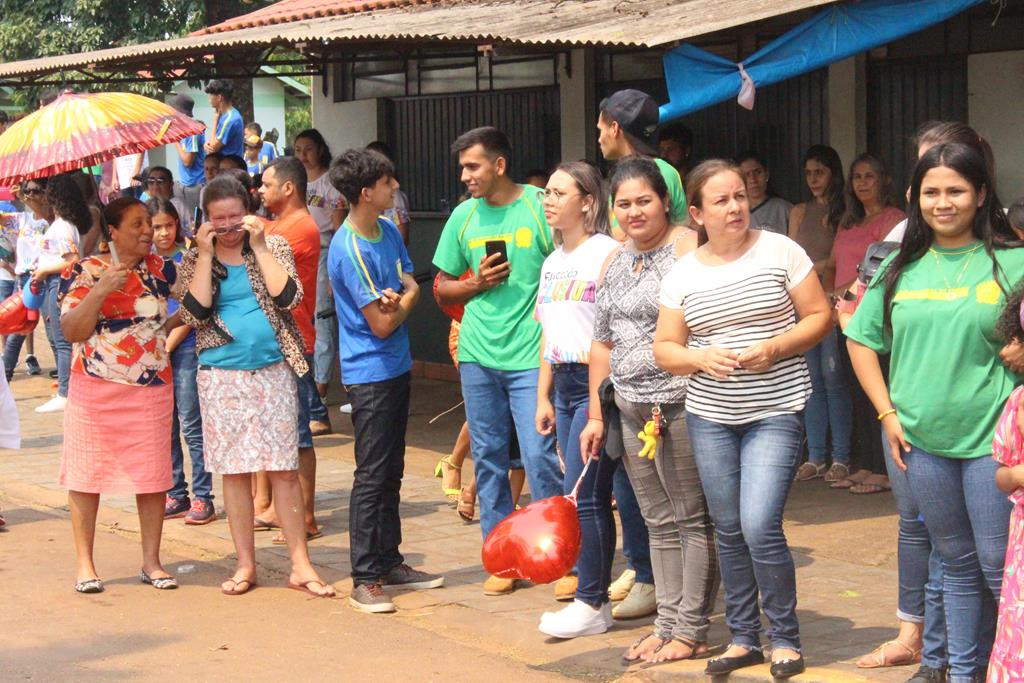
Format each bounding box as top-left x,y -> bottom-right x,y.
327,147 -> 444,613
203,79 -> 244,158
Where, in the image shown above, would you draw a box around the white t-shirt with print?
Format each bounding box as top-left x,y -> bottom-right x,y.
306,172 -> 345,247
36,218 -> 80,271
659,229 -> 814,424
536,233 -> 619,364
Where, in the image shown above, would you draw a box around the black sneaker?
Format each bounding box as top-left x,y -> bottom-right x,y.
25,355 -> 41,376
164,496 -> 190,519
48,369 -> 58,379
349,583 -> 396,613
907,665 -> 947,682
380,563 -> 445,590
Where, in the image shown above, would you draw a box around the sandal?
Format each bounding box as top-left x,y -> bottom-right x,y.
824,462 -> 850,483
622,632 -> 660,665
856,639 -> 922,668
434,456 -> 461,506
830,467 -> 871,489
457,485 -> 476,523
643,637 -> 709,664
221,577 -> 256,596
850,476 -> 892,495
794,462 -> 827,481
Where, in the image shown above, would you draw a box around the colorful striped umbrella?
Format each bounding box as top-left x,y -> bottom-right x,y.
0,91 -> 206,186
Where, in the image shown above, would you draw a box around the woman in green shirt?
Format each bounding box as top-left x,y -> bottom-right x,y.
845,142 -> 1022,682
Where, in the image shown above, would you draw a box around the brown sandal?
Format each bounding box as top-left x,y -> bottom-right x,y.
856,639 -> 922,668
457,485 -> 476,522
794,462 -> 826,481
622,632 -> 659,664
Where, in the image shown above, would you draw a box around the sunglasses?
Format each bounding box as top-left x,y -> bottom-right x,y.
146,178 -> 171,185
22,187 -> 43,197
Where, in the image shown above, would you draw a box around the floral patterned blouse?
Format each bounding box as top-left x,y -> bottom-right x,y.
59,254 -> 176,386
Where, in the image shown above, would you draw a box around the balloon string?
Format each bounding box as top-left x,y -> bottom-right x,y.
565,457 -> 593,506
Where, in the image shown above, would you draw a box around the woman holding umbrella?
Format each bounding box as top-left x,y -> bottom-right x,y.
59,196 -> 179,593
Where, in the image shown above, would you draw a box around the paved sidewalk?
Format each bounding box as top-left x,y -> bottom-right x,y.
1,354 -> 915,682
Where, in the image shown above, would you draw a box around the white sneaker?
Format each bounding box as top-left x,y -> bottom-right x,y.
340,403 -> 352,414
538,599 -> 613,639
35,395 -> 68,413
608,568 -> 636,601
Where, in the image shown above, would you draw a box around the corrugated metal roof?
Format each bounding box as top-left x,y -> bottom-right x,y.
0,0 -> 836,79
197,0 -> 421,34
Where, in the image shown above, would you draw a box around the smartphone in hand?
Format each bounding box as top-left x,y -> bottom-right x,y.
485,239 -> 508,265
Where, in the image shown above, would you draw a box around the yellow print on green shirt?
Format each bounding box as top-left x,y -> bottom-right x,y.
893,287 -> 969,302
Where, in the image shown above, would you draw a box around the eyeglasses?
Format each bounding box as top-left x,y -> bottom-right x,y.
542,188 -> 582,204
146,178 -> 171,186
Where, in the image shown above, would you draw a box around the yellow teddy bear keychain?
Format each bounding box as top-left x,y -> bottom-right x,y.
637,405 -> 662,460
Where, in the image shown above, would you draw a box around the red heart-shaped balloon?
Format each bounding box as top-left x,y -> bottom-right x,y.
481,495 -> 581,585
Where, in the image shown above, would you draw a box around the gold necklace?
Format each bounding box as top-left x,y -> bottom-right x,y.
928,245 -> 981,301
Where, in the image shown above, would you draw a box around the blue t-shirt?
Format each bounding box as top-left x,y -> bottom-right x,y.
198,264 -> 282,369
178,133 -> 206,187
166,250 -> 195,348
327,217 -> 413,384
214,107 -> 245,159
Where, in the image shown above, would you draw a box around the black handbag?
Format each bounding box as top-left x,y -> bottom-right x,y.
598,377 -> 625,461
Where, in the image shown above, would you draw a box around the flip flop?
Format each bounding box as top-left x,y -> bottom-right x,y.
287,579 -> 335,598
253,517 -> 278,531
271,529 -> 323,545
221,577 -> 256,596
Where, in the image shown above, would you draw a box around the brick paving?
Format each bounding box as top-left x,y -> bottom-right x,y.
1,340 -> 916,682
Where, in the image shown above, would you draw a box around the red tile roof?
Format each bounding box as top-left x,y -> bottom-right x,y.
196,0 -> 424,35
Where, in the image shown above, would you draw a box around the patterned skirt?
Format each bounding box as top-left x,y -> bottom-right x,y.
197,361 -> 298,474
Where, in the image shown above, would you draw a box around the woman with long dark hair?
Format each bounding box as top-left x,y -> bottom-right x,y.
34,173 -> 91,413
846,143 -> 1023,682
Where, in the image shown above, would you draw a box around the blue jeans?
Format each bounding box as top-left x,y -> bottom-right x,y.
687,411 -> 804,651
553,363 -> 652,606
312,248 -> 338,386
803,328 -> 852,465
168,345 -> 212,501
905,447 -> 1010,681
295,354 -> 318,449
42,274 -> 71,397
2,273 -> 31,375
459,362 -> 562,538
883,429 -> 947,669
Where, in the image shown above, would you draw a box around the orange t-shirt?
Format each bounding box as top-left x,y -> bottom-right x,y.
266,208 -> 320,354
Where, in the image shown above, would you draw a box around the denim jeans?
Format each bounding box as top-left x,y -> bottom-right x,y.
2,273 -> 31,375
168,345 -> 212,501
295,354 -> 319,449
613,464 -> 654,584
553,363 -> 652,606
803,327 -> 852,465
312,247 -> 338,386
883,429 -> 947,669
904,447 -> 1011,680
618,397 -> 718,643
687,411 -> 803,651
42,274 -> 71,397
346,371 -> 410,585
459,362 -> 562,538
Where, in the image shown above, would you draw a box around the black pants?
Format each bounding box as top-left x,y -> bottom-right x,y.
346,372 -> 411,586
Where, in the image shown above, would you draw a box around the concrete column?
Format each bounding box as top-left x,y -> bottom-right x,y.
311,67 -> 380,155
559,48 -> 596,161
828,55 -> 867,168
969,50 -> 1024,198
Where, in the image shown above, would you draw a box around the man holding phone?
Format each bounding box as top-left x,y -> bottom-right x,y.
433,126 -> 562,596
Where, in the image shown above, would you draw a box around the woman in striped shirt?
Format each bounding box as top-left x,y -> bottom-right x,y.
653,159 -> 831,678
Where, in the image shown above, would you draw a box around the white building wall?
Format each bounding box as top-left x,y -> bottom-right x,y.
968,50 -> 1024,201
311,69 -> 380,157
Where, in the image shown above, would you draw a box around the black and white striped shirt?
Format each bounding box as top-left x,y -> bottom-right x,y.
658,230 -> 814,424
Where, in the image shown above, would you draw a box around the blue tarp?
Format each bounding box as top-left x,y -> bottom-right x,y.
660,0 -> 982,122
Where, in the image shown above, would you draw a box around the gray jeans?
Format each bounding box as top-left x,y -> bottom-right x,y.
618,395 -> 719,644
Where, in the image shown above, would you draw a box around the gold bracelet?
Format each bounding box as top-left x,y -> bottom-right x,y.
877,408 -> 897,421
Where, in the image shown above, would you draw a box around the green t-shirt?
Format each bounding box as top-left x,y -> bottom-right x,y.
609,158 -> 687,240
432,185 -> 553,370
846,242 -> 1024,459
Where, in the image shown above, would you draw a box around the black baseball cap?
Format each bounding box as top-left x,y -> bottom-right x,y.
168,92 -> 194,118
599,89 -> 660,156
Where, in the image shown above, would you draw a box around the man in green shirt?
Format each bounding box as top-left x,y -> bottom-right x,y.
597,89 -> 688,240
432,127 -> 562,595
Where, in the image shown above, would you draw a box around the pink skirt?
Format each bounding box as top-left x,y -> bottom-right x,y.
60,372 -> 173,494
